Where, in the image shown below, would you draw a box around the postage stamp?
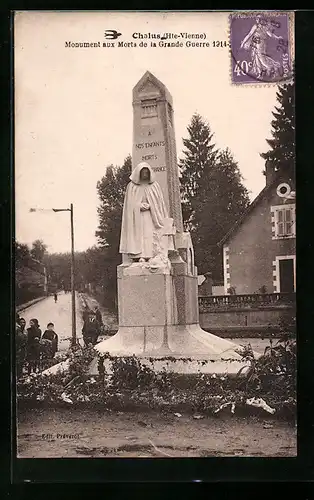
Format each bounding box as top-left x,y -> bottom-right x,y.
230,11 -> 293,85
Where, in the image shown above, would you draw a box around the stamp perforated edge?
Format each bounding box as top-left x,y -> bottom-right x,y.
228,10 -> 295,88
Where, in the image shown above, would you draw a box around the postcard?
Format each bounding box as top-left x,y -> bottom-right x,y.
14,10 -> 296,463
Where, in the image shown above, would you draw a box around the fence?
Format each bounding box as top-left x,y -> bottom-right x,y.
198,293 -> 296,337
199,293 -> 296,312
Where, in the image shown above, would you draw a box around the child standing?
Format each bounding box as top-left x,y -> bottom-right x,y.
26,318 -> 42,374
42,322 -> 59,358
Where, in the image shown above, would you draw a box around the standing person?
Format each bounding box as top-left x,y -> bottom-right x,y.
19,317 -> 26,334
16,315 -> 27,378
94,306 -> 102,328
82,308 -> 90,346
82,310 -> 98,347
94,306 -> 103,340
26,318 -> 42,374
82,305 -> 90,323
42,322 -> 59,358
54,293 -> 58,303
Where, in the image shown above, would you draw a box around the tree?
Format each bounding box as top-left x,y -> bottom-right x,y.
15,241 -> 47,304
260,80 -> 295,181
179,113 -> 217,228
76,246 -> 105,290
180,114 -> 250,281
15,241 -> 31,268
44,252 -> 71,290
194,148 -> 250,279
44,248 -> 104,293
30,239 -> 47,262
95,156 -> 132,307
96,156 -> 132,254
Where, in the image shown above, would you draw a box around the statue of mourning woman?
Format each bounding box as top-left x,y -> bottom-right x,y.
119,162 -> 175,270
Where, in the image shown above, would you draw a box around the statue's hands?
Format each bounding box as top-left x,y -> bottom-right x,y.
140,202 -> 150,211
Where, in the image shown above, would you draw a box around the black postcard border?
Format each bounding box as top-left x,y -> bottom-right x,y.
1,7 -> 313,485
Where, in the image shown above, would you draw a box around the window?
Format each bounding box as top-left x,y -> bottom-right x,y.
141,99 -> 157,118
271,204 -> 295,239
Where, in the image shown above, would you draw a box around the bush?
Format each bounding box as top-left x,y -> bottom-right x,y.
17,326 -> 296,419
67,344 -> 95,379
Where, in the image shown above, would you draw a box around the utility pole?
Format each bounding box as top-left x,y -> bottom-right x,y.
30,205 -> 77,347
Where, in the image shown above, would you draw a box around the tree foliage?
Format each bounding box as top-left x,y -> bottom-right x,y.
179,114 -> 250,281
93,155 -> 132,307
180,113 -> 217,228
75,246 -> 106,290
44,252 -> 71,290
16,240 -> 48,268
30,239 -> 48,262
15,241 -> 47,304
15,241 -> 31,269
44,246 -> 106,292
96,156 -> 132,255
260,80 -> 295,181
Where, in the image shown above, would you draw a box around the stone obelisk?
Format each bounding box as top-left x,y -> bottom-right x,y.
132,71 -> 183,233
94,71 -> 248,375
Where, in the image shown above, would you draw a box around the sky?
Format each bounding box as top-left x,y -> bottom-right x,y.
15,11 -> 278,253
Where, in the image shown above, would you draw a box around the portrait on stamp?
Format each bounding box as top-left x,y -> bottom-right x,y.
230,12 -> 293,84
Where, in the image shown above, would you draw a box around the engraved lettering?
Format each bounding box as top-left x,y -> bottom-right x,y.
142,154 -> 157,161
152,166 -> 166,172
135,141 -> 165,149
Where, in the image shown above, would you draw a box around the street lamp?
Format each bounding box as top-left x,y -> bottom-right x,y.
29,204 -> 77,347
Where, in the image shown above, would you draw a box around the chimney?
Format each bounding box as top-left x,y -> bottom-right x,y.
265,160 -> 276,187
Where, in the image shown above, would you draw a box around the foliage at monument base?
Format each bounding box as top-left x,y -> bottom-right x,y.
17,336 -> 296,420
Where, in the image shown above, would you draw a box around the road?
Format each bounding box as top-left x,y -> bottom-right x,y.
19,292 -> 84,351
17,408 -> 297,458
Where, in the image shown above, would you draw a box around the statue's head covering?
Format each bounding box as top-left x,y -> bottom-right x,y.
130,162 -> 156,185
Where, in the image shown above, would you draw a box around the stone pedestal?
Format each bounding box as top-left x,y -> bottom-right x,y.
94,260 -> 250,375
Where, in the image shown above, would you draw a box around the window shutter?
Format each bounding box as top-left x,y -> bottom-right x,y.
272,204 -> 295,239
291,206 -> 295,236
277,209 -> 284,236
285,208 -> 292,235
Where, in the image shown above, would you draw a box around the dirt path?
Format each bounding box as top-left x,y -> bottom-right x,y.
17,408 -> 296,458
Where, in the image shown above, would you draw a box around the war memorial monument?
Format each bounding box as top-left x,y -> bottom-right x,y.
94,71 -> 247,375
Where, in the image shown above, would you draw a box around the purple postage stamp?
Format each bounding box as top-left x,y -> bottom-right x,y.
230,11 -> 293,85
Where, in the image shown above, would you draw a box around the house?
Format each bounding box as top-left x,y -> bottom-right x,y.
16,257 -> 48,305
198,272 -> 213,296
16,257 -> 47,290
198,274 -> 224,296
218,165 -> 295,295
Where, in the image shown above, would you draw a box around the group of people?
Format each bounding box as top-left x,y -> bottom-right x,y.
16,314 -> 59,377
82,306 -> 103,347
15,302 -> 104,375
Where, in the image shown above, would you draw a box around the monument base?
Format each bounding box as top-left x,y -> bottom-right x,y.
90,257 -> 253,376
92,324 -> 250,375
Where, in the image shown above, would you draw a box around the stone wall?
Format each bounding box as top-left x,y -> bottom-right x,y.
199,305 -> 294,336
